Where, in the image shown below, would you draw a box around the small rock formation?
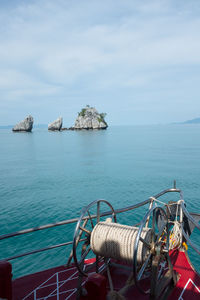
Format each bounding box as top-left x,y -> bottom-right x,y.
48,117 -> 63,131
74,106 -> 108,130
12,115 -> 34,132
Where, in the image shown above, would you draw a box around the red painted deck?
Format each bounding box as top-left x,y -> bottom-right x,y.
169,250 -> 200,300
13,265 -> 79,300
12,250 -> 200,299
13,259 -> 97,300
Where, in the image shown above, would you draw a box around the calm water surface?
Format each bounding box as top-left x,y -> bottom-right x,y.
0,125 -> 200,277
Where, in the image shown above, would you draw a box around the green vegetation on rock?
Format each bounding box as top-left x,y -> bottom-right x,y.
78,108 -> 87,117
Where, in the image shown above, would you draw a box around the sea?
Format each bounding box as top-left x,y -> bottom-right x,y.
0,124 -> 200,279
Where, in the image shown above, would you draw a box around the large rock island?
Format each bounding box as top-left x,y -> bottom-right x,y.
12,115 -> 34,132
74,106 -> 108,130
48,117 -> 63,131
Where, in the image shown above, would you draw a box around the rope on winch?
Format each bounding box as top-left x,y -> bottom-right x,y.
169,221 -> 182,250
90,221 -> 152,265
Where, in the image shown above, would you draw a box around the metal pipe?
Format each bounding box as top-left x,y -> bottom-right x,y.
4,238 -> 87,261
0,218 -> 81,241
0,188 -> 182,241
0,201 -> 149,241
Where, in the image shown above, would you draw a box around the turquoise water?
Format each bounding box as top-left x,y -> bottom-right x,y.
0,125 -> 200,278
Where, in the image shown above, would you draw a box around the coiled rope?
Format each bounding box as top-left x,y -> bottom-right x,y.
90,221 -> 152,265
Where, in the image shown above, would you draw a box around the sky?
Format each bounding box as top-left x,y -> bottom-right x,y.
0,0 -> 200,126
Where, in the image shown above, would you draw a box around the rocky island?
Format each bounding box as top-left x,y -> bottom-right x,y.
12,115 -> 34,132
48,117 -> 63,131
73,106 -> 108,130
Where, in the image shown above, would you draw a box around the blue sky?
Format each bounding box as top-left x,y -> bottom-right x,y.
0,0 -> 200,126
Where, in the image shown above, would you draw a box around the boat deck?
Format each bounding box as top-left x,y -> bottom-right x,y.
12,250 -> 200,300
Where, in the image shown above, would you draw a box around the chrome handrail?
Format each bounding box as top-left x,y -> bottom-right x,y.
0,199 -> 151,241
4,239 -> 87,261
0,187 -> 182,241
0,186 -> 183,262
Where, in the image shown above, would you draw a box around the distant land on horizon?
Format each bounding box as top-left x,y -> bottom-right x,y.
181,117 -> 200,124
171,117 -> 200,125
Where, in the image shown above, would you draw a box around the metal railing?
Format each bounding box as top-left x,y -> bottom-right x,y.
0,185 -> 183,263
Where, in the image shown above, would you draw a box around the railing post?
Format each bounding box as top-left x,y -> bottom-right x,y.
173,180 -> 176,189
179,200 -> 184,246
179,200 -> 183,224
145,197 -> 154,228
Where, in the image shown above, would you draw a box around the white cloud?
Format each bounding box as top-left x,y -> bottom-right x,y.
0,0 -> 200,124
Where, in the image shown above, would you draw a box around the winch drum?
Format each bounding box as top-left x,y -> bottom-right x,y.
90,221 -> 152,265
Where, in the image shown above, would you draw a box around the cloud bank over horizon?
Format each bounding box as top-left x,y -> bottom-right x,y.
0,0 -> 200,126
